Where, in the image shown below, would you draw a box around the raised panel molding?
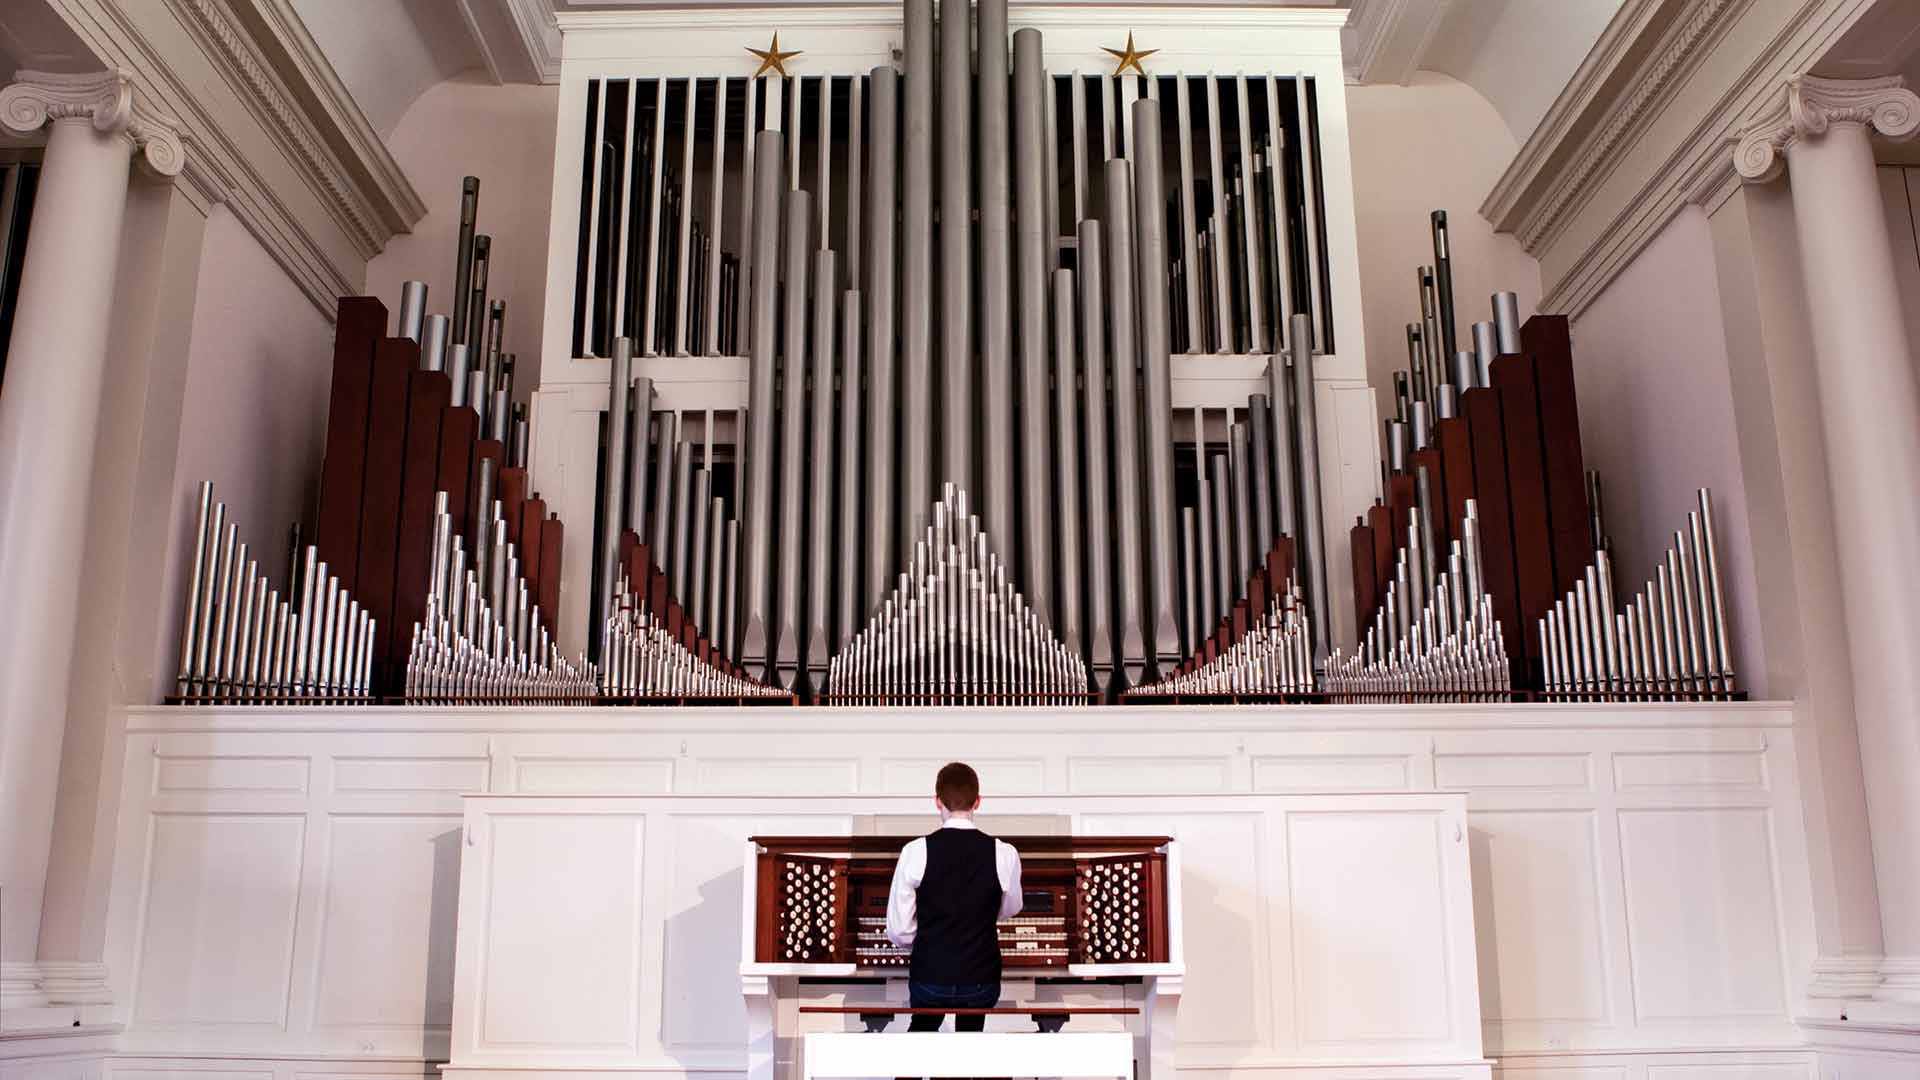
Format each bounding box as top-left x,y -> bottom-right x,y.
132,814 -> 306,1028
1253,753 -> 1411,791
511,756 -> 675,793
1618,808 -> 1789,1024
472,812 -> 647,1055
104,704 -> 1814,1067
1069,755 -> 1233,793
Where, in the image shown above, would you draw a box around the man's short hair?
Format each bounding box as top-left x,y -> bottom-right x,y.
935,762 -> 980,812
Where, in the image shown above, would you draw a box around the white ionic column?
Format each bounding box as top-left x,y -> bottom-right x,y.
0,70 -> 181,1013
1736,73 -> 1920,1005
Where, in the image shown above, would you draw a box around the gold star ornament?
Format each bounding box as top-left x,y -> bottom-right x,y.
747,33 -> 802,78
1103,32 -> 1158,77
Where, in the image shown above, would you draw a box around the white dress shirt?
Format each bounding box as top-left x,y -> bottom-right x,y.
884,818 -> 1025,948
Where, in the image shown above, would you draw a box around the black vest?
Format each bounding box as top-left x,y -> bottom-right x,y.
909,827 -> 1004,984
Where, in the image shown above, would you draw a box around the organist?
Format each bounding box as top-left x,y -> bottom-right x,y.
883,762 -> 1025,1032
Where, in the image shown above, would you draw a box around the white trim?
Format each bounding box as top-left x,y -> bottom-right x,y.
235,0 -> 428,232
1479,0 -> 1887,318
43,0 -> 432,319
1342,0 -> 1451,87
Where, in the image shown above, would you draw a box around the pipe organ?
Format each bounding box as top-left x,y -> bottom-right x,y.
545,0 -> 1359,703
161,2 -> 1747,708
1347,211 -> 1739,702
747,834 -> 1176,969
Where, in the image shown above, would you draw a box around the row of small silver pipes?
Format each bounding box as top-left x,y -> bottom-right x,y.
598,340 -> 742,683
826,485 -> 1088,704
1177,311 -> 1327,669
1129,585 -> 1313,698
1539,488 -> 1736,699
1326,498 -> 1512,700
600,580 -> 780,699
174,482 -> 375,701
405,493 -> 594,701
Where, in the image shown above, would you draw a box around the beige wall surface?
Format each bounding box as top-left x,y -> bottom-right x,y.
1346,71 -> 1543,426
1569,205 -> 1764,691
366,75 -> 559,404
153,206 -> 336,692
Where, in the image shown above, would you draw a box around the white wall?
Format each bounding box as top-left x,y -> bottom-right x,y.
153,206 -> 336,695
366,75 -> 557,402
1346,70 -> 1543,425
1568,205 -> 1764,691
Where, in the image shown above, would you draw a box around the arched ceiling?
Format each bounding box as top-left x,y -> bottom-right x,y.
1346,0 -> 1623,146
284,0 -> 1619,168
290,0 -> 489,138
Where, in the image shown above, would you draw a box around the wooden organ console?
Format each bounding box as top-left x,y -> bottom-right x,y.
740,834 -> 1184,1080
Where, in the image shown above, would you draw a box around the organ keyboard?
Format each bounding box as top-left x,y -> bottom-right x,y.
739,834 -> 1185,1080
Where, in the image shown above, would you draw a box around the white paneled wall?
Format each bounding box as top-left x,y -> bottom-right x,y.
101,704 -> 1817,1080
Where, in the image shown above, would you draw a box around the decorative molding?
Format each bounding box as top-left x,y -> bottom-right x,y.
1733,73 -> 1920,182
1515,0 -> 1738,253
1808,955 -> 1886,999
1881,957 -> 1920,1004
555,5 -> 1350,36
503,0 -> 562,83
1478,0 -> 1887,319
1343,0 -> 1451,86
38,0 -> 445,318
0,68 -> 185,177
237,0 -> 428,232
0,962 -> 46,1011
168,0 -> 383,255
35,962 -> 111,1007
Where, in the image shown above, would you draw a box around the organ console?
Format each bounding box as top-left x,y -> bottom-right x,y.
740,833 -> 1184,1076
746,834 -> 1175,970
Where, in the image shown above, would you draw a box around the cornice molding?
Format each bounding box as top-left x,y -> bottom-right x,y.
504,0 -> 562,83
1733,73 -> 1920,182
1479,0 -> 1883,318
0,68 -> 185,177
1489,0 -> 1742,254
167,0 -> 382,255
232,0 -> 428,231
42,0 -> 437,320
1343,0 -> 1450,86
555,5 -> 1350,34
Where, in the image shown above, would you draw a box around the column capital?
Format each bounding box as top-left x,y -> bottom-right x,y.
1734,73 -> 1920,183
0,68 -> 184,178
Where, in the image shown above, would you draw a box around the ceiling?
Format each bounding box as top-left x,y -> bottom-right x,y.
0,0 -> 1623,175
1346,0 -> 1623,146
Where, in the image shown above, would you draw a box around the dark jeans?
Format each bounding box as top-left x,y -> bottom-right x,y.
906,979 -> 999,1032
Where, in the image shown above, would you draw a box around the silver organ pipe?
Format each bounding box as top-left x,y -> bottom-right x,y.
1536,489 -> 1736,700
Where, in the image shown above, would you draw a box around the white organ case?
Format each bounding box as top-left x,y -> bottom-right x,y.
438,792 -> 1489,1080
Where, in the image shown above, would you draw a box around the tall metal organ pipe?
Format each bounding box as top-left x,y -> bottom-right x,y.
1104,157 -> 1149,691
776,188 -> 812,689
740,128 -> 784,677
1131,98 -> 1183,674
1079,220 -> 1115,690
938,0 -> 973,494
900,0 -> 935,558
1012,27 -> 1054,629
977,0 -> 1014,554
865,68 -> 901,615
